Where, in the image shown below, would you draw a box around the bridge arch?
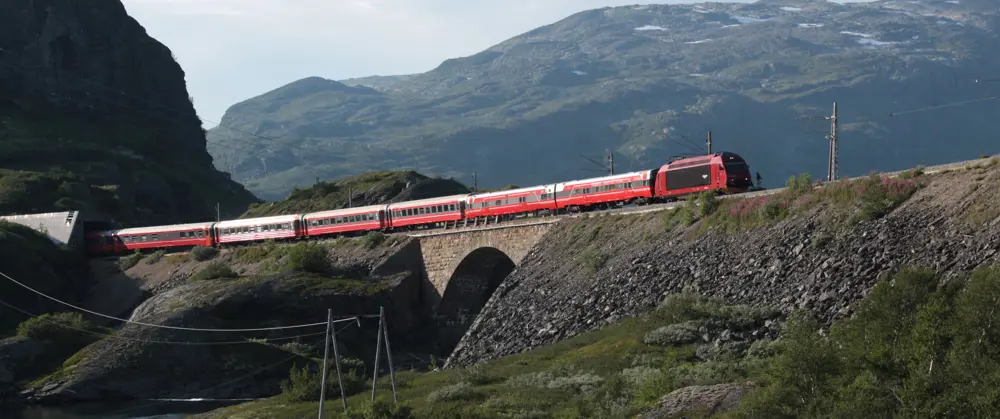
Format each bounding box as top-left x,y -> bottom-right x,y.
435,247 -> 516,352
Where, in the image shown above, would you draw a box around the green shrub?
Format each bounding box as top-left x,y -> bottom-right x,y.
190,261 -> 238,281
145,250 -> 165,265
117,251 -> 142,270
17,312 -> 95,342
785,173 -> 813,196
580,246 -> 608,273
856,173 -> 924,220
279,363 -> 367,403
360,231 -> 386,249
695,191 -> 720,217
644,321 -> 704,346
731,265 -> 1000,417
282,242 -> 329,274
190,245 -> 218,261
426,381 -> 479,403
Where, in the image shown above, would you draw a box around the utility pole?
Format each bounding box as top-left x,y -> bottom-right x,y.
829,102 -> 839,182
318,310 -> 332,419
380,307 -> 398,404
215,202 -> 220,222
348,187 -> 353,208
707,130 -> 712,154
797,102 -> 839,182
607,151 -> 614,175
473,173 -> 478,193
331,315 -> 348,411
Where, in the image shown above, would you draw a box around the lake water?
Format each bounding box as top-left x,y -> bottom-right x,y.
4,400 -> 247,419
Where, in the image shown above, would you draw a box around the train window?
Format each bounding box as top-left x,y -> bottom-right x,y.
519,197 -> 526,203
196,231 -> 203,238
494,200 -> 502,206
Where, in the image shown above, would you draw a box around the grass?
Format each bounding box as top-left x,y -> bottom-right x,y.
201,294 -> 778,418
686,171 -> 928,237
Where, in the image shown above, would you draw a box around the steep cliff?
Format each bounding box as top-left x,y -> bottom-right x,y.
447,158 -> 1000,367
0,0 -> 259,224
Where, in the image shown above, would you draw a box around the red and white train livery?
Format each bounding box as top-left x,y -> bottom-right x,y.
84,152 -> 753,256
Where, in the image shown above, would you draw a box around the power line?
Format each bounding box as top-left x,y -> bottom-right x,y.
0,270 -> 363,332
0,298 -> 328,345
105,331 -> 346,417
889,95 -> 999,117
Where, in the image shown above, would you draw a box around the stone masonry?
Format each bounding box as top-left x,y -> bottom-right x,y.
414,221 -> 557,311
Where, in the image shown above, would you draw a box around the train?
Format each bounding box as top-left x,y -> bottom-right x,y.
84,152 -> 753,256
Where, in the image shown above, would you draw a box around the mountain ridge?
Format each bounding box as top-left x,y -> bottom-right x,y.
207,0 -> 1000,201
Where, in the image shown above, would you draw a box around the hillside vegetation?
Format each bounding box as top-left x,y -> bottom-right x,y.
197,263 -> 1000,418
208,0 -> 1000,200
242,171 -> 469,217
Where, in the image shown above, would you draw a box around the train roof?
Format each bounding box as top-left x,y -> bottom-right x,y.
387,194 -> 470,209
303,204 -> 387,219
555,170 -> 653,189
215,214 -> 301,228
467,184 -> 554,201
116,222 -> 216,235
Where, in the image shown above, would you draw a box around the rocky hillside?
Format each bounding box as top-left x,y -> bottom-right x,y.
209,0 -> 1000,201
241,170 -> 470,218
446,158 -> 1000,367
19,235 -> 430,404
0,0 -> 259,224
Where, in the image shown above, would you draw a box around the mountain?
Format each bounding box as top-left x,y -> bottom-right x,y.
0,0 -> 260,225
207,0 -> 1000,202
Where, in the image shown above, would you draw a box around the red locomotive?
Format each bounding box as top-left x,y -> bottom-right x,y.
84,152 -> 753,256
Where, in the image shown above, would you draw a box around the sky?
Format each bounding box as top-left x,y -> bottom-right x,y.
120,0 -> 870,127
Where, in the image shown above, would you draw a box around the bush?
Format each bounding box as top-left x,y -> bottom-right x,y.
696,191 -> 720,218
190,261 -> 238,281
856,173 -> 924,220
16,312 -> 101,354
644,321 -> 704,346
731,265 -> 1000,417
360,231 -> 386,249
786,173 -> 813,195
190,246 -> 218,261
282,242 -> 329,274
145,250 -> 165,265
117,251 -> 142,270
279,363 -> 367,403
426,381 -> 479,403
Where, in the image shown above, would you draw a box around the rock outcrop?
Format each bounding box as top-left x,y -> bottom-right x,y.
447,162 -> 1000,367
0,0 -> 258,224
22,238 -> 429,404
638,382 -> 755,418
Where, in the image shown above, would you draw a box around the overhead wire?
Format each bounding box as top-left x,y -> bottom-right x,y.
0,298 -> 330,345
0,270 -> 363,332
103,328 -> 354,417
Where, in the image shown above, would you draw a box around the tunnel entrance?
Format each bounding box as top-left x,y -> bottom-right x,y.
435,247 -> 515,354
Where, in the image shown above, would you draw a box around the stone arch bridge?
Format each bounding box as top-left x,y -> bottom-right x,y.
406,220 -> 557,352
